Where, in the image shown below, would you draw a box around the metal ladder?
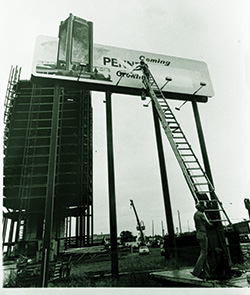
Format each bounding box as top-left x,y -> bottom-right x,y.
4,66 -> 21,146
139,61 -> 232,226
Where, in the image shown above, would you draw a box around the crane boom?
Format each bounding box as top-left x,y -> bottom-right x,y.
130,199 -> 145,244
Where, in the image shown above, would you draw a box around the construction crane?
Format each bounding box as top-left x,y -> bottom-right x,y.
130,199 -> 146,245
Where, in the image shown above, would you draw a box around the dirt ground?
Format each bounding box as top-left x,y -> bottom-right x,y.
48,247 -> 174,287
70,247 -> 171,275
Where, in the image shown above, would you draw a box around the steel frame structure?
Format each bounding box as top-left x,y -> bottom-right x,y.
3,68 -> 93,258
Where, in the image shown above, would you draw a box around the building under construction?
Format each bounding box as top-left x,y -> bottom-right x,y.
3,70 -> 93,259
3,14 -> 96,260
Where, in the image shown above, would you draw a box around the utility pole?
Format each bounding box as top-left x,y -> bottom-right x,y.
161,220 -> 164,237
177,210 -> 182,235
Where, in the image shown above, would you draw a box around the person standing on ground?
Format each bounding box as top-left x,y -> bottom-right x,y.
191,201 -> 212,280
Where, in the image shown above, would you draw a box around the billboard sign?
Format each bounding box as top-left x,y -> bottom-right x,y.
32,35 -> 214,97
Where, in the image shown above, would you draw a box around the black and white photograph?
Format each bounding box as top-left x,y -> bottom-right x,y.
1,0 -> 250,293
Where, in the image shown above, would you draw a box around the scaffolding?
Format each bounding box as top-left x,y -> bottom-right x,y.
3,69 -> 93,259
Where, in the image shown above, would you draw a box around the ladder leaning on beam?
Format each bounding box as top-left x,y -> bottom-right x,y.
138,61 -> 232,227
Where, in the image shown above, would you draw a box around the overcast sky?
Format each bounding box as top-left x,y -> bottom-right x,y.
1,0 -> 250,239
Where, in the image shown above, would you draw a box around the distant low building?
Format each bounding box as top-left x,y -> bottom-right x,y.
233,220 -> 250,242
92,234 -> 110,245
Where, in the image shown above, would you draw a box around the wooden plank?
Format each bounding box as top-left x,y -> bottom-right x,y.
150,267 -> 249,288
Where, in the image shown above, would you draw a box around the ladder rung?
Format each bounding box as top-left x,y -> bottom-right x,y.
205,209 -> 222,212
172,130 -> 181,133
207,199 -> 221,203
210,219 -> 228,222
143,70 -> 231,226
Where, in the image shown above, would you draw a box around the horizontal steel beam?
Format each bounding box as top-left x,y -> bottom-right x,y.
31,75 -> 208,103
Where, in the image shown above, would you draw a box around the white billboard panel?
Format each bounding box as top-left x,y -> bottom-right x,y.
32,35 -> 214,97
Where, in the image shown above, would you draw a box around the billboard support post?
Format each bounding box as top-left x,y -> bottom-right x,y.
191,100 -> 214,187
40,84 -> 60,287
152,103 -> 177,263
106,90 -> 119,279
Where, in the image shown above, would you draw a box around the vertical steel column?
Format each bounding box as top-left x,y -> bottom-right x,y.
65,14 -> 74,71
152,103 -> 177,260
91,205 -> 94,244
87,20 -> 93,245
2,216 -> 8,246
105,90 -> 119,279
65,217 -> 69,240
76,214 -> 79,247
86,201 -> 90,246
83,207 -> 86,246
192,100 -> 230,267
6,219 -> 14,256
14,218 -> 20,243
80,212 -> 83,246
191,100 -> 220,218
40,84 -> 60,287
177,210 -> 182,235
191,100 -> 214,187
87,21 -> 93,72
69,217 -> 72,247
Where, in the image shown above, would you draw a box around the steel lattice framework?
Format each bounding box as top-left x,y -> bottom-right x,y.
3,68 -> 93,258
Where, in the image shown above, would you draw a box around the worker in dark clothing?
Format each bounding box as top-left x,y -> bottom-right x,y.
139,59 -> 150,78
133,58 -> 150,78
132,58 -> 150,99
191,201 -> 212,280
